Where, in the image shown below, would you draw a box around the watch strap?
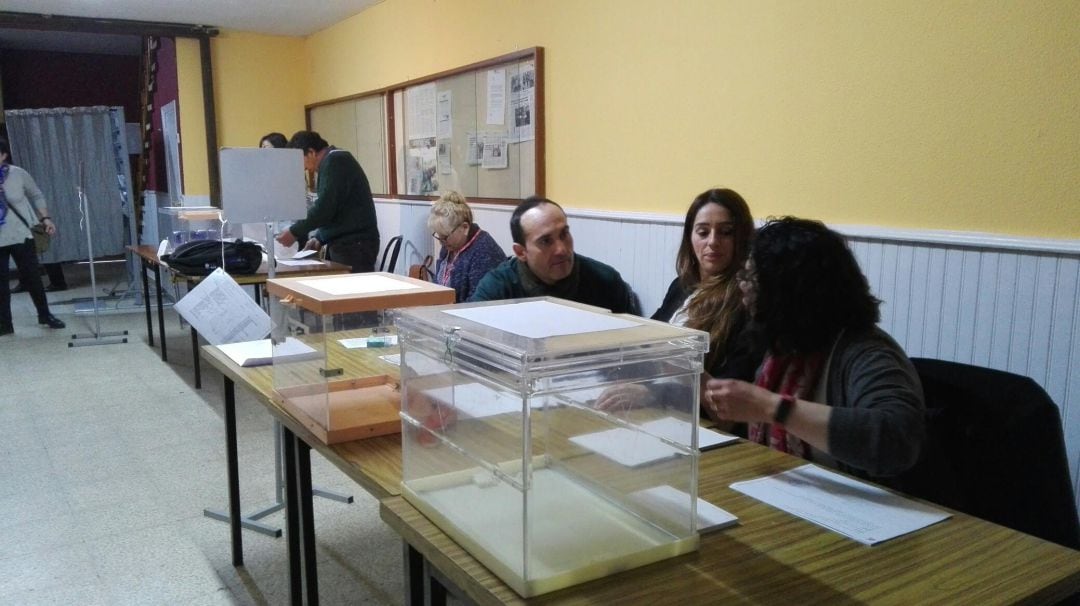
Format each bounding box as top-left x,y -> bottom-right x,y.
773,394 -> 796,425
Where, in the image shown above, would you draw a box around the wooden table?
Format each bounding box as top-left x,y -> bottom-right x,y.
381,441 -> 1080,605
129,244 -> 349,387
200,340 -> 1080,605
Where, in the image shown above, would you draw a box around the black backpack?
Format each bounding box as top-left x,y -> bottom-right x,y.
161,239 -> 263,276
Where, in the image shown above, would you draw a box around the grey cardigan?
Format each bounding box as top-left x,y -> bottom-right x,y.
823,327 -> 926,480
0,165 -> 46,248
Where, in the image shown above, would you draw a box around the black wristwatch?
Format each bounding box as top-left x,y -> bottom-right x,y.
773,394 -> 796,425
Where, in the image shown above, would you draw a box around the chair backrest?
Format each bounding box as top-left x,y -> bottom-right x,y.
898,358 -> 1080,549
379,236 -> 403,274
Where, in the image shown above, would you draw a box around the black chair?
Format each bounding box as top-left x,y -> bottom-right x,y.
379,236 -> 403,273
897,358 -> 1080,549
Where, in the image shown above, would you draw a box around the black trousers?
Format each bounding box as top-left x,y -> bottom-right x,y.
326,238 -> 379,273
0,238 -> 53,326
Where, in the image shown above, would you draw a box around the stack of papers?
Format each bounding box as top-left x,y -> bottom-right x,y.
570,417 -> 738,468
217,337 -> 318,367
730,464 -> 951,545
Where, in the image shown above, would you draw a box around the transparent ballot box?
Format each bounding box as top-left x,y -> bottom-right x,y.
266,272 -> 455,444
393,297 -> 709,597
158,206 -> 228,251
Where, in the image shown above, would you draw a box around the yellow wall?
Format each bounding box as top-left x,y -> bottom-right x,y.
202,0 -> 1080,238
177,31 -> 308,197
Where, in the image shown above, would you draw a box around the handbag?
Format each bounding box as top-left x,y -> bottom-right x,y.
409,255 -> 434,281
7,203 -> 50,255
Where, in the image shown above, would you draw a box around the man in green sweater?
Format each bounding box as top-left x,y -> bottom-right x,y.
276,131 -> 380,272
469,196 -> 640,314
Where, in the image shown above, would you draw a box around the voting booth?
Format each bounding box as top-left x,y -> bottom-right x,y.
266,273 -> 454,444
393,297 -> 709,597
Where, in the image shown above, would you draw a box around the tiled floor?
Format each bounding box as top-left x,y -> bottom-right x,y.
1,261 -> 405,605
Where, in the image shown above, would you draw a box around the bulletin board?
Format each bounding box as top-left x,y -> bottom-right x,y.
305,47 -> 544,204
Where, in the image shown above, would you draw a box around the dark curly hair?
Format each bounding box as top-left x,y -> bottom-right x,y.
287,130 -> 328,153
750,217 -> 880,354
259,132 -> 288,148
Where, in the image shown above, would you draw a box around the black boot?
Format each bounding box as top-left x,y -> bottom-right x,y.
39,314 -> 65,329
10,283 -> 27,294
0,323 -> 12,336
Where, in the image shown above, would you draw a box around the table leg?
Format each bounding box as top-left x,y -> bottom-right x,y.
253,283 -> 261,307
424,557 -> 449,606
140,258 -> 153,347
297,441 -> 319,606
283,427 -> 303,606
154,263 -> 167,362
191,325 -> 202,389
223,376 -> 243,567
404,543 -> 425,606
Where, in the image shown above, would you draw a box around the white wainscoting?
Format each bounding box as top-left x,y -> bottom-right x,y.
376,199 -> 1080,507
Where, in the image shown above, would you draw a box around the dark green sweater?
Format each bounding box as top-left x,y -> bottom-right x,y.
289,148 -> 379,245
469,255 -> 641,315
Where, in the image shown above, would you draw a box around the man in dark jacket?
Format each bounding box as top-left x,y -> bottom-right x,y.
276,131 -> 379,273
469,196 -> 640,314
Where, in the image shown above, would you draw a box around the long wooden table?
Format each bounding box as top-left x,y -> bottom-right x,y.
200,340 -> 1080,605
381,440 -> 1080,605
129,244 -> 349,387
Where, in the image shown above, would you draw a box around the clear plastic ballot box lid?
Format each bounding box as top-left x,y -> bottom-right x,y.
392,297 -> 709,597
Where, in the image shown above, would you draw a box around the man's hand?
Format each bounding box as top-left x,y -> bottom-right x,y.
303,237 -> 321,251
276,230 -> 296,247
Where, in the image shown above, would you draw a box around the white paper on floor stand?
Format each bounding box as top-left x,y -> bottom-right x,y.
69,165 -> 129,348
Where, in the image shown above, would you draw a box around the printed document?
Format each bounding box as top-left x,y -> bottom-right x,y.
297,274 -> 420,296
174,268 -> 271,345
730,464 -> 951,545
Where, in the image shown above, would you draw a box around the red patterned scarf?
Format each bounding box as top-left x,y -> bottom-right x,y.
748,351 -> 826,458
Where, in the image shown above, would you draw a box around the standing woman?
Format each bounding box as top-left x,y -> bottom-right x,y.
705,217 -> 924,482
0,138 -> 65,335
427,190 -> 506,302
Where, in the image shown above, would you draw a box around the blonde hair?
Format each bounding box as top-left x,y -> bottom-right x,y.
427,190 -> 474,234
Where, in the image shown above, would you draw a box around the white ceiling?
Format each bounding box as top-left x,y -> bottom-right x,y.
0,0 -> 384,37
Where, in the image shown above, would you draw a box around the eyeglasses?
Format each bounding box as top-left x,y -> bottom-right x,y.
433,223 -> 463,242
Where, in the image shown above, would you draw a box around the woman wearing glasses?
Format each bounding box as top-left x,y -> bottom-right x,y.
427,190 -> 506,302
705,217 -> 924,482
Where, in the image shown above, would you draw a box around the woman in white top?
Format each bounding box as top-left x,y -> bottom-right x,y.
0,138 -> 65,335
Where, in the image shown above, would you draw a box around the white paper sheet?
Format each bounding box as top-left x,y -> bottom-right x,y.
379,353 -> 401,366
276,259 -> 326,267
628,485 -> 738,533
217,337 -> 318,367
339,335 -> 399,349
297,274 -> 420,296
174,268 -> 271,345
406,82 -> 437,139
730,464 -> 951,545
570,427 -> 684,467
436,90 -> 453,139
292,249 -> 318,259
444,300 -> 637,339
425,382 -> 549,419
639,417 -> 739,451
486,68 -> 506,125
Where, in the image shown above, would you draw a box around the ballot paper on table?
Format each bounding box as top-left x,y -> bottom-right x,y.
570,427 -> 684,467
217,337 -> 318,367
639,417 -> 739,451
730,464 -> 951,545
297,274 -> 420,296
174,268 -> 272,345
629,485 -> 738,533
276,258 -> 327,267
425,382 -> 549,419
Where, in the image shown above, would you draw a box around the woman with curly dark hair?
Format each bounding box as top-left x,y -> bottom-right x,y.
705,217 -> 924,481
